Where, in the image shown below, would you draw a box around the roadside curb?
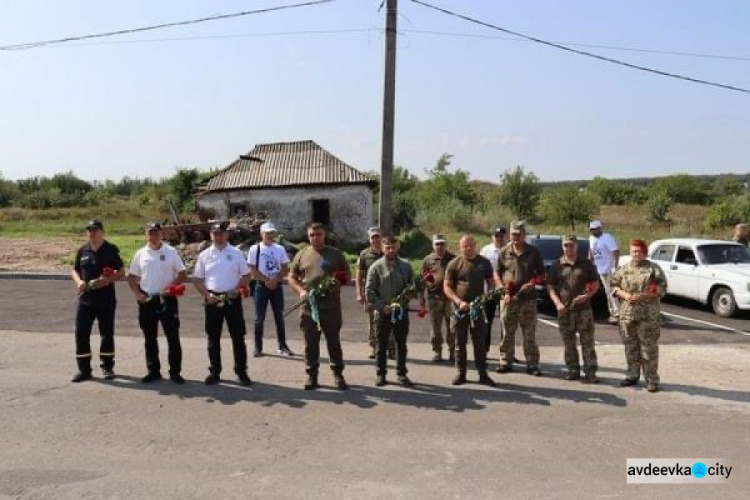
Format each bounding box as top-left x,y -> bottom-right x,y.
0,272 -> 70,281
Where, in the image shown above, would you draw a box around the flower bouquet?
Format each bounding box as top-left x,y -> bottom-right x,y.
454,288 -> 505,327
283,271 -> 348,330
388,270 -> 434,323
85,266 -> 115,292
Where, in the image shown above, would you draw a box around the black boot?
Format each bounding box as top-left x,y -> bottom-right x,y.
304,375 -> 319,390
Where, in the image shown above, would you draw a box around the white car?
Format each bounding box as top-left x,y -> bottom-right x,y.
621,238 -> 750,317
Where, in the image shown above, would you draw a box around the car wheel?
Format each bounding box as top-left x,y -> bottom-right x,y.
711,287 -> 737,318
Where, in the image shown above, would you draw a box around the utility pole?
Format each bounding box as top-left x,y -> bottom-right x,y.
378,0 -> 397,234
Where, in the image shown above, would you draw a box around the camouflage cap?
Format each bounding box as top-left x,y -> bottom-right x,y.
432,234 -> 447,243
509,220 -> 526,234
367,226 -> 381,237
563,234 -> 577,243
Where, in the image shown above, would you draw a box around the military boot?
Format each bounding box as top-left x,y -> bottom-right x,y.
582,372 -> 600,384
304,375 -> 319,390
563,371 -> 580,381
334,374 -> 349,390
452,372 -> 467,386
375,374 -> 387,387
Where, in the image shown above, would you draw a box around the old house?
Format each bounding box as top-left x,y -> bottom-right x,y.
196,140 -> 376,245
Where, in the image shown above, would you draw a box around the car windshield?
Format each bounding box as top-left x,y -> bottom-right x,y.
527,238 -> 589,261
697,244 -> 750,264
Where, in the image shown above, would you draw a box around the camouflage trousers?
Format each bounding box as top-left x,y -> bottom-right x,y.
500,299 -> 540,368
367,308 -> 395,352
558,307 -> 598,375
301,309 -> 344,377
450,314 -> 488,374
619,314 -> 660,384
428,295 -> 454,355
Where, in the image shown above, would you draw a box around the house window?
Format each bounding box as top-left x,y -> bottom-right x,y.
311,199 -> 330,226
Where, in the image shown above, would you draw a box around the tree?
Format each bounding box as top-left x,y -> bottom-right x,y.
167,168 -> 214,212
369,166 -> 420,232
417,153 -> 478,207
499,166 -> 541,219
587,176 -> 646,205
651,174 -> 710,205
0,174 -> 18,207
539,186 -> 600,231
647,192 -> 673,224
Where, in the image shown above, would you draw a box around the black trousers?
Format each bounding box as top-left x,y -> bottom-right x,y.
75,300 -> 116,373
138,295 -> 182,375
484,298 -> 498,353
204,297 -> 248,376
453,315 -> 488,374
376,315 -> 409,376
301,309 -> 344,377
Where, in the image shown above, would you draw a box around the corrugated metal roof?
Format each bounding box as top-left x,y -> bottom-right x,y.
203,140 -> 375,192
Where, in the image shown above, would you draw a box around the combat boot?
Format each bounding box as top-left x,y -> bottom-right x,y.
452,372 -> 467,386
582,372 -> 600,384
431,352 -> 442,363
71,371 -> 93,383
304,375 -> 319,390
495,364 -> 512,373
397,375 -> 414,387
646,382 -> 660,393
619,378 -> 639,387
478,372 -> 496,387
334,374 -> 349,390
563,371 -> 580,381
375,374 -> 387,386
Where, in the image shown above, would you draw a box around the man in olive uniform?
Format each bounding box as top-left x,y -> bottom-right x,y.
496,220 -> 545,376
70,219 -> 126,382
611,239 -> 667,393
356,227 -> 394,360
366,236 -> 414,387
420,234 -> 456,363
443,235 -> 496,386
289,222 -> 351,391
547,235 -> 601,383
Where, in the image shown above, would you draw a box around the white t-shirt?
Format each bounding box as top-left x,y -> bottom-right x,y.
589,232 -> 619,274
247,242 -> 289,279
129,243 -> 186,295
194,244 -> 249,293
480,243 -> 504,273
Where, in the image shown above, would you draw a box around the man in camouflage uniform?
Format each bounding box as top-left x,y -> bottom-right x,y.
366,236 -> 415,387
443,235 -> 496,386
420,234 -> 456,363
547,235 -> 601,383
356,226 -> 395,360
496,220 -> 545,376
611,239 -> 667,393
288,222 -> 351,391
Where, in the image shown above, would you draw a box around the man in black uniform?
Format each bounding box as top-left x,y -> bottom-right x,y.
70,219 -> 126,382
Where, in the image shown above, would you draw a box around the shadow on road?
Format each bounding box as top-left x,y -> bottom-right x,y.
97,373 -> 629,412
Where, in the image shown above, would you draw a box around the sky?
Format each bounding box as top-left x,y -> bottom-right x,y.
1,0 -> 749,183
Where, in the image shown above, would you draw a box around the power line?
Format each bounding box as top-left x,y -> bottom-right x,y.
403,29 -> 750,63
410,0 -> 750,94
0,0 -> 337,51
19,29 -> 378,48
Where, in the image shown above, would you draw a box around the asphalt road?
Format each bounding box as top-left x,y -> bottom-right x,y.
1,280 -> 748,349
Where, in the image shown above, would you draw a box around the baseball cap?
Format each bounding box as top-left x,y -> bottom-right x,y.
509,220 -> 526,234
367,226 -> 382,237
563,234 -> 578,243
210,221 -> 230,233
589,220 -> 602,230
86,219 -> 104,231
493,225 -> 507,235
260,222 -> 277,233
432,233 -> 447,243
145,221 -> 161,232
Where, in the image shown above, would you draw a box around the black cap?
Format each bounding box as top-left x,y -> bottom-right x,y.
210,221 -> 229,233
86,219 -> 104,231
494,226 -> 507,235
145,221 -> 162,232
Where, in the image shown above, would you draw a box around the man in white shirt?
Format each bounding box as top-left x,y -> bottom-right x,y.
247,222 -> 293,357
128,222 -> 188,384
480,225 -> 507,353
193,221 -> 253,386
588,220 -> 620,324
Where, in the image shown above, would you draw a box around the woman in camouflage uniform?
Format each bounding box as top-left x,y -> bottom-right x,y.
611,239 -> 667,393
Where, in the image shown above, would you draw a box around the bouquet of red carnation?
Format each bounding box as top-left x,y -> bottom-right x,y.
584,281 -> 597,294
418,306 -> 428,318
85,266 -> 117,292
238,284 -> 250,298
283,271 -> 347,322
422,269 -> 435,284
528,275 -> 543,287
388,271 -> 431,323
504,280 -> 517,299
646,280 -> 659,297
332,270 -> 348,286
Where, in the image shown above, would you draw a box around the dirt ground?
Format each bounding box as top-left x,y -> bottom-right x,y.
0,238 -> 75,272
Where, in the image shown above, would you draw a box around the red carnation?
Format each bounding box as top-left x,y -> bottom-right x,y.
333,270 -> 348,286
585,281 -> 596,294
529,275 -> 543,286
647,281 -> 659,296
166,284 -> 186,297
102,267 -> 115,278
239,284 -> 250,298
504,280 -> 517,299
418,306 -> 428,318
421,270 -> 435,283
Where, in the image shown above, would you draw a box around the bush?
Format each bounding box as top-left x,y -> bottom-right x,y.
399,228 -> 432,259
538,186 -> 600,231
415,197 -> 474,232
499,166 -> 541,219
704,196 -> 750,229
647,193 -> 673,224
